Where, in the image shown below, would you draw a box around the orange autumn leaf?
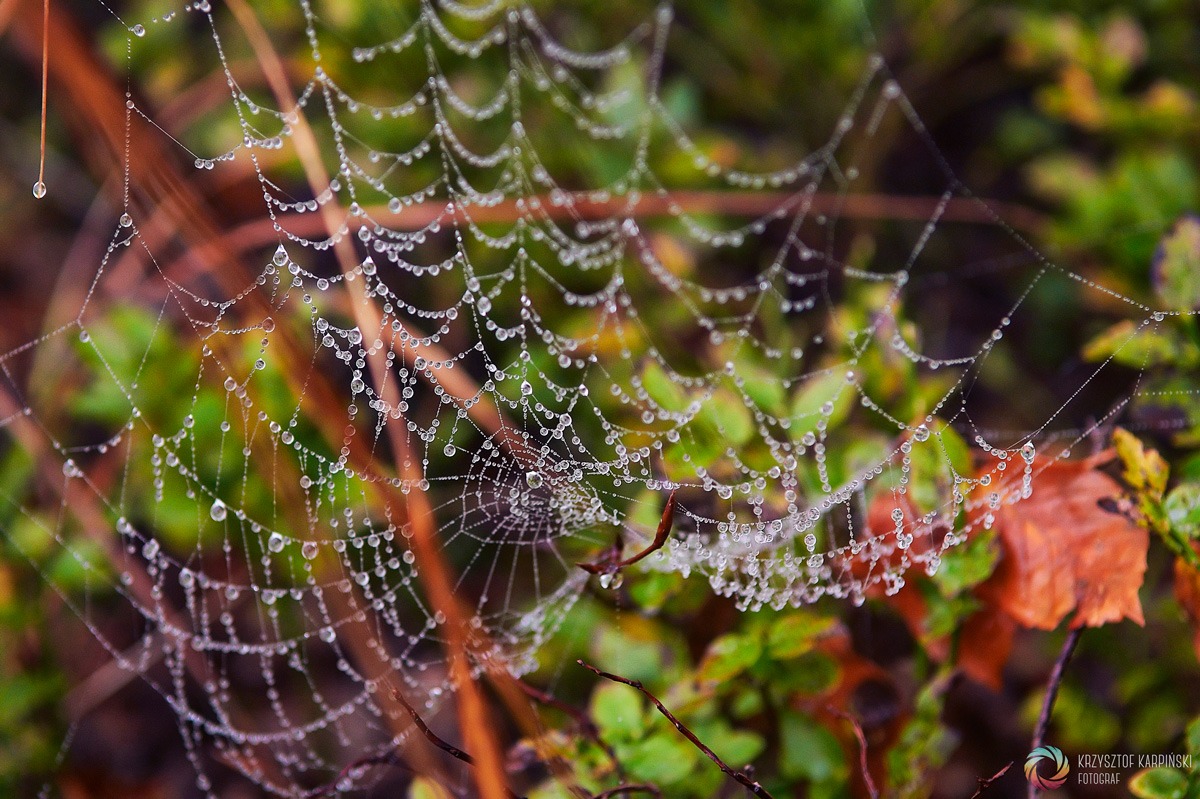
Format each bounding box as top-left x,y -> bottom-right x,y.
1172,546 -> 1200,661
977,454 -> 1148,630
958,605 -> 1016,690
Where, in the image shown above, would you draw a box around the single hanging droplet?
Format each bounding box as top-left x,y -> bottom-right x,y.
319,627 -> 336,643
913,424 -> 930,442
525,472 -> 543,489
599,571 -> 623,590
130,24 -> 145,37
1021,441 -> 1036,463
301,541 -> 319,560
32,181 -> 46,199
210,499 -> 227,521
119,213 -> 133,227
267,532 -> 285,553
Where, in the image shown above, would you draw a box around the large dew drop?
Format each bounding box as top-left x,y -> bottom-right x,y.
210,499 -> 228,522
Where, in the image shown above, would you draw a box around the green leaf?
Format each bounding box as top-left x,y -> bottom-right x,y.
623,734 -> 699,784
766,611 -> 835,659
1129,767 -> 1188,799
642,361 -> 688,413
790,369 -> 853,433
1154,216 -> 1200,312
702,388 -> 755,446
590,681 -> 645,741
699,633 -> 763,682
1165,483 -> 1200,539
1083,320 -> 1185,368
1186,716 -> 1200,759
776,651 -> 841,695
778,712 -> 846,782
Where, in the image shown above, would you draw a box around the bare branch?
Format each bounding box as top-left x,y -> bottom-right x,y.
393,691 -> 525,799
969,761 -> 1013,799
591,785 -> 662,799
579,491 -> 677,575
827,707 -> 879,799
1027,628 -> 1082,799
518,681 -> 627,782
578,660 -> 775,799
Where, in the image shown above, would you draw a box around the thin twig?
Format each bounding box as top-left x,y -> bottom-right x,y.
304,751 -> 412,798
394,691 -> 477,766
579,492 -> 676,575
518,681 -> 627,781
827,707 -> 878,799
579,660 -> 775,799
1027,628 -> 1082,799
969,761 -> 1013,799
591,785 -> 662,799
393,691 -> 526,799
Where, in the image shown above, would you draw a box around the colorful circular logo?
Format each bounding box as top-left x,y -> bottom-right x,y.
1025,745 -> 1070,790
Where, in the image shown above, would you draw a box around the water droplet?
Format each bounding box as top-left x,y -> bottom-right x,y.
598,571 -> 623,590
267,532 -> 285,553
32,181 -> 46,199
913,424 -> 930,442
210,499 -> 227,521
526,472 -> 543,489
319,627 -> 336,643
302,542 -> 319,560
119,213 -> 133,227
142,539 -> 160,559
131,24 -> 145,36
1021,442 -> 1036,463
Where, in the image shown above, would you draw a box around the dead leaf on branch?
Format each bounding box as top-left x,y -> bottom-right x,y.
1172,544 -> 1200,662
977,453 -> 1148,630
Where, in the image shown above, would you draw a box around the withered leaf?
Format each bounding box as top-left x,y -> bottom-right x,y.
978,455 -> 1148,630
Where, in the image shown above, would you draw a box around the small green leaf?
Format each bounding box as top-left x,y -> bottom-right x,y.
699,633 -> 763,682
590,681 -> 645,740
1083,320 -> 1183,368
766,612 -> 835,659
1165,483 -> 1200,539
778,712 -> 847,782
624,734 -> 698,784
1129,767 -> 1188,799
1154,215 -> 1200,311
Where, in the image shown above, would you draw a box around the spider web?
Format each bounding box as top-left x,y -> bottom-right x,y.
0,0 -> 1180,795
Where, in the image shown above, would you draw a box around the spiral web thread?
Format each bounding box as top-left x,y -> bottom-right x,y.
0,0 -> 1186,795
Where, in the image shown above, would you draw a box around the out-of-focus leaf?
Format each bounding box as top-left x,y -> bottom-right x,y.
623,734 -> 698,785
1129,767 -> 1188,799
1114,428 -> 1169,498
766,611 -> 835,659
590,681 -> 644,741
699,632 -> 762,682
1153,216 -> 1200,311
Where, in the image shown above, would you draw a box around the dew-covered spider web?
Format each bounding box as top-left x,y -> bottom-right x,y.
0,0 -> 1188,795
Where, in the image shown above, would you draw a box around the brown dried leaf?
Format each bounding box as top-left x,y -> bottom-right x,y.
957,605 -> 1015,690
978,455 -> 1148,630
1172,548 -> 1200,661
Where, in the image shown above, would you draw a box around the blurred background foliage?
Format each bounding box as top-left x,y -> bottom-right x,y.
0,0 -> 1199,797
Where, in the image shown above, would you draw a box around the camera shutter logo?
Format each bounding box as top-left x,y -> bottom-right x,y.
1025,746 -> 1070,790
